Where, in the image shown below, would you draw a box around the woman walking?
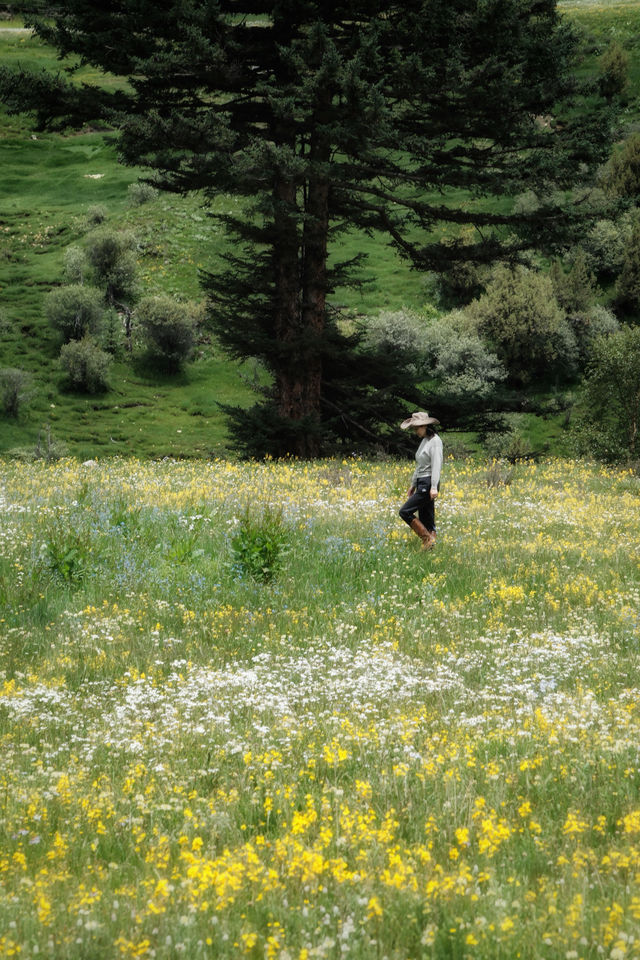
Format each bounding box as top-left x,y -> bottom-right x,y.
399,411 -> 443,550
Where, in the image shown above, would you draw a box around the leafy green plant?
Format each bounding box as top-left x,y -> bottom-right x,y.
229,506 -> 288,583
109,501 -> 141,536
40,529 -> 90,584
165,530 -> 204,565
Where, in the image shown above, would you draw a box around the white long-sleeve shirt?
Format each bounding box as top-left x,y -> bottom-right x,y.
411,434 -> 443,488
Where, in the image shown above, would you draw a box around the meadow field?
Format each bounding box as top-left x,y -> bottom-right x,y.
1,453 -> 640,958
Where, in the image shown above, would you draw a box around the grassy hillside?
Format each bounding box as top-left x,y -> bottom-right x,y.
1,3 -> 639,459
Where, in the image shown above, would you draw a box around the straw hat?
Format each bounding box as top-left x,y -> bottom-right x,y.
400,411 -> 440,430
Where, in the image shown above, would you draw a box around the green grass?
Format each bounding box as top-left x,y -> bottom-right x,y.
1,455 -> 640,958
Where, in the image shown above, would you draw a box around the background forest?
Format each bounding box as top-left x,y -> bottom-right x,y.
2,0 -> 640,461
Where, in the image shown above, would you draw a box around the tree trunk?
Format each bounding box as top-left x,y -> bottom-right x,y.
272,126 -> 330,457
298,167 -> 330,454
272,177 -> 310,451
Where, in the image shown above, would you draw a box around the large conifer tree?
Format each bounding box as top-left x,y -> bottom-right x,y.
1,0 -> 613,455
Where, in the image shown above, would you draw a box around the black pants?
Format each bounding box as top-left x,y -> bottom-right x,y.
399,477 -> 438,532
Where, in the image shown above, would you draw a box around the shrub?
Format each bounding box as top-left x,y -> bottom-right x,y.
513,187 -> 568,216
85,229 -> 139,306
552,319 -> 581,380
362,307 -> 506,404
584,305 -> 620,342
598,41 -> 629,102
576,217 -> 632,279
573,326 -> 640,461
550,251 -> 597,316
6,427 -> 69,462
485,429 -> 532,463
466,265 -> 570,384
127,181 -> 159,206
486,459 -> 515,486
44,284 -> 104,342
603,134 -> 640,200
33,424 -> 67,462
100,308 -> 126,357
444,436 -> 473,460
615,220 -> 640,312
426,311 -> 506,402
59,336 -> 111,393
569,305 -> 619,365
62,245 -> 89,285
512,190 -> 541,215
0,367 -> 34,417
436,260 -> 484,305
85,204 -> 108,226
361,309 -> 429,373
135,295 -> 197,371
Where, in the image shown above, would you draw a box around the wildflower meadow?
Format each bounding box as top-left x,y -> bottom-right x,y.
1,454 -> 640,960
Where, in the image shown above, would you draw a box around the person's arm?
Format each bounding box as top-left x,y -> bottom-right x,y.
410,438 -> 426,493
430,437 -> 443,495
